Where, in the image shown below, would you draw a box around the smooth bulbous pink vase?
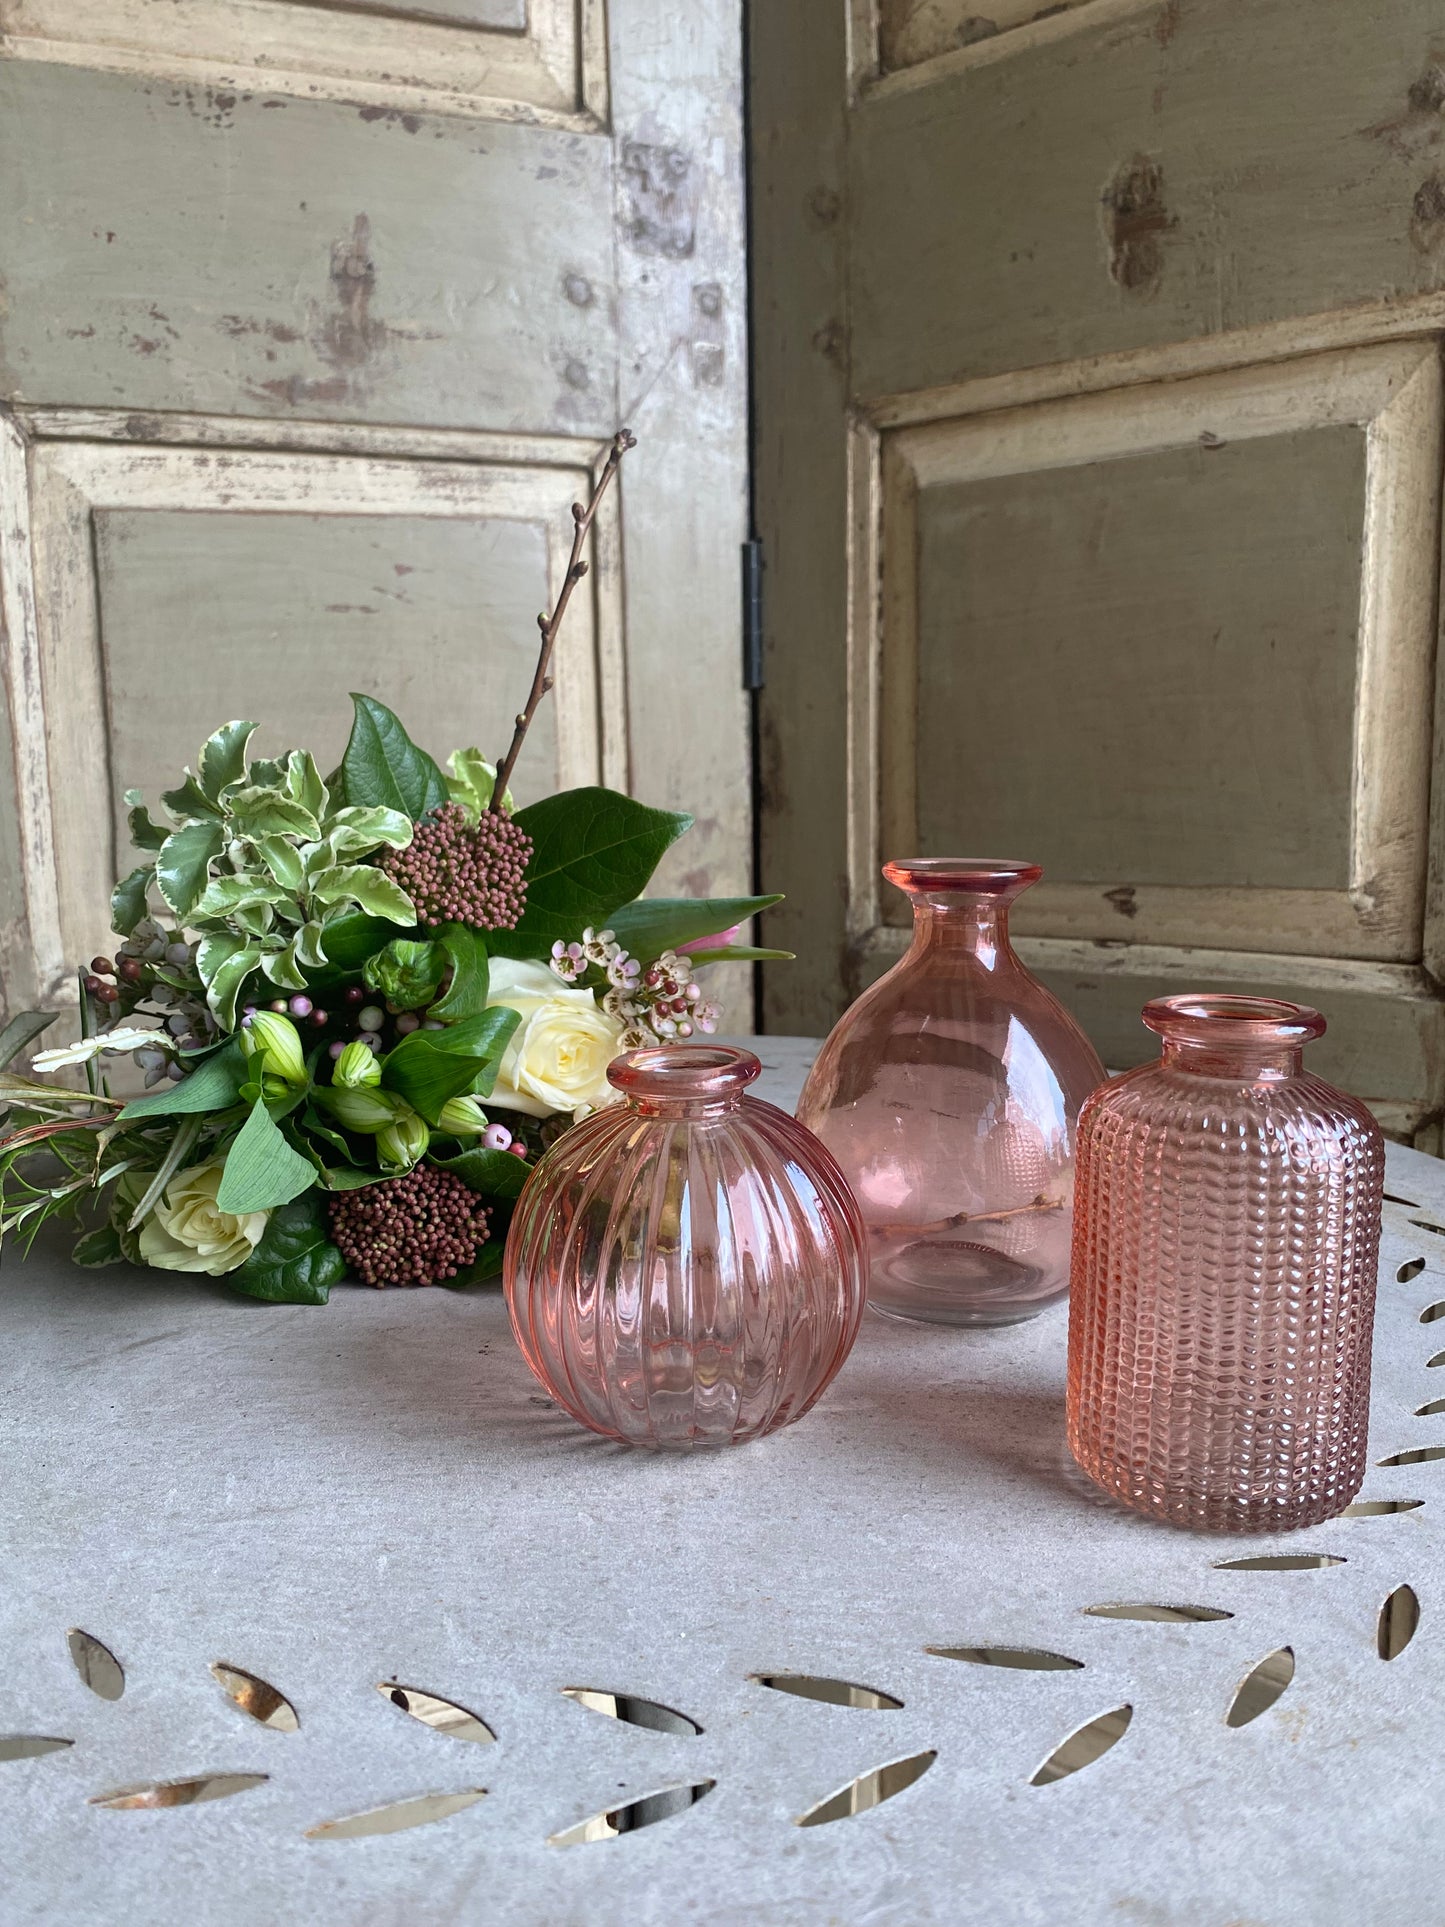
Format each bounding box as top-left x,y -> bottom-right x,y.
505,1045 -> 867,1449
796,859 -> 1104,1327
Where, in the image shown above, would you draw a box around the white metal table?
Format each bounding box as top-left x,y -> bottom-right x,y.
2,1037 -> 1442,1926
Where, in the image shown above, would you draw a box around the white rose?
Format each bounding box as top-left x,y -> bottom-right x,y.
135,1159 -> 269,1275
486,958 -> 627,1120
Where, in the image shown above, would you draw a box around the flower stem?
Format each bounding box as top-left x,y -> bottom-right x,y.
488,427 -> 636,810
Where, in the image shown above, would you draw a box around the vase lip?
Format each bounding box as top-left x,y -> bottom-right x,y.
1142,993 -> 1327,1046
607,1043 -> 762,1100
883,856 -> 1042,896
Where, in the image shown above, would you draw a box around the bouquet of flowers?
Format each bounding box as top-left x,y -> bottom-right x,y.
0,433 -> 787,1302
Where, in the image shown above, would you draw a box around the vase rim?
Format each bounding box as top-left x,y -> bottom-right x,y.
1142,993 -> 1327,1045
607,1043 -> 762,1099
883,857 -> 1042,895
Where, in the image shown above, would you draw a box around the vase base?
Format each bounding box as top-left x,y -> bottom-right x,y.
869,1296 -> 1059,1330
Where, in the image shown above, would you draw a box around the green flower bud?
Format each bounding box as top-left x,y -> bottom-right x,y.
333,1040 -> 383,1089
242,1010 -> 307,1085
317,1084 -> 397,1133
437,1095 -> 489,1137
378,1109 -> 429,1169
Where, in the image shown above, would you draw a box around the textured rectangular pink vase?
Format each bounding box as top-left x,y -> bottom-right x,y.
1067,995 -> 1384,1533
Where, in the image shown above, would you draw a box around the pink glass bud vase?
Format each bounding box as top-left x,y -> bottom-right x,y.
796,859 -> 1104,1327
1068,996 -> 1384,1533
504,1046 -> 867,1449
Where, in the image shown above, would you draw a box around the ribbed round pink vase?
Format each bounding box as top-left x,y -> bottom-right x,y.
1068,995 -> 1385,1533
504,1046 -> 867,1449
796,859 -> 1104,1327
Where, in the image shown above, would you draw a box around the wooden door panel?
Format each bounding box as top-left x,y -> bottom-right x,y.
871,344 -> 1441,962
0,0 -> 597,121
755,0 -> 1445,1140
853,0 -> 1445,404
0,63 -> 615,432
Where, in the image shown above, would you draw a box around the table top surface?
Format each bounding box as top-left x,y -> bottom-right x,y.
2,1035 -> 1442,1927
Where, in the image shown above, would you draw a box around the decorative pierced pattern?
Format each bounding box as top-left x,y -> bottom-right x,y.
1069,1062 -> 1384,1532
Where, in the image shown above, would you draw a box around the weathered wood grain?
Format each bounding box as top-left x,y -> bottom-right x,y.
0,63 -> 616,434
1,0 -> 600,126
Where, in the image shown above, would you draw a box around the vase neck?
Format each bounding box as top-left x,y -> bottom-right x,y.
1144,994 -> 1324,1085
608,1043 -> 758,1119
884,858 -> 1040,973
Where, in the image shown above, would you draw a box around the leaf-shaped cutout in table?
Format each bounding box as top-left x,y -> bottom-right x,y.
1083,1603 -> 1232,1623
794,1750 -> 935,1828
1377,1446 -> 1445,1467
750,1674 -> 902,1710
1214,1554 -> 1346,1571
925,1646 -> 1084,1671
381,1684 -> 496,1744
1416,1400 -> 1445,1418
1378,1584 -> 1420,1660
1412,1219 -> 1445,1239
1345,1499 -> 1425,1517
1398,1258 -> 1427,1283
1420,1300 -> 1445,1325
0,1736 -> 72,1762
1384,1192 -> 1421,1207
549,1779 -> 715,1846
1030,1705 -> 1132,1786
91,1773 -> 268,1809
561,1688 -> 701,1735
1226,1647 -> 1295,1728
1429,1350 -> 1445,1369
306,1788 -> 487,1839
67,1629 -> 123,1701
211,1663 -> 299,1732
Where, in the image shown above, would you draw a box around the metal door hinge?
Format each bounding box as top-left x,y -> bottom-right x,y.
742,536 -> 764,691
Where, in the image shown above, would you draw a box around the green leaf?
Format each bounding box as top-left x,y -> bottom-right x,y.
224,787 -> 322,840
429,924 -> 489,1022
493,790 -> 692,953
198,720 -> 256,801
340,694 -> 450,821
207,946 -> 262,1029
308,865 -> 416,924
321,806 -> 414,859
285,749 -> 328,820
227,1194 -> 343,1304
215,1097 -> 318,1213
195,932 -> 243,989
118,1037 -> 247,1119
380,1008 -> 520,1124
320,1165 -> 390,1191
72,1222 -> 125,1267
445,747 -> 512,821
675,945 -> 795,965
123,790 -> 168,852
315,912 -> 407,974
259,941 -> 307,991
155,821 -> 224,919
124,1113 -> 203,1231
0,1010 -> 58,1070
111,865 -> 155,937
431,1144 -> 530,1200
161,772 -> 223,820
363,938 -> 445,1009
192,874 -> 289,920
254,835 -> 304,892
603,894 -> 785,961
295,920 -> 329,970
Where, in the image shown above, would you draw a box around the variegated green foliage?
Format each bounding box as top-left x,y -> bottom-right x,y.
113,722 -> 417,1028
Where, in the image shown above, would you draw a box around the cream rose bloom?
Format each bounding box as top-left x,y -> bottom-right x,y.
486,958 -> 627,1119
136,1159 -> 269,1275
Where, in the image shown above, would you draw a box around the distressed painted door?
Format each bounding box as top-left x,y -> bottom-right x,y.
754,0 -> 1445,1142
0,1 -> 750,1018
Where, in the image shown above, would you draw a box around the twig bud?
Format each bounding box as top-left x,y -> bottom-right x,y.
571,501 -> 586,522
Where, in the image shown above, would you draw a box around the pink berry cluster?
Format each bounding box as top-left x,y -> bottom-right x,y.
327,1164 -> 493,1288
378,803 -> 532,931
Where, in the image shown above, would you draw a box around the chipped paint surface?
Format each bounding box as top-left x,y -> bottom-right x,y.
1101,152 -> 1174,293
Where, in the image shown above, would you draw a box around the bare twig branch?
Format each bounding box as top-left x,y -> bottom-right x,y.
489,427 -> 636,809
